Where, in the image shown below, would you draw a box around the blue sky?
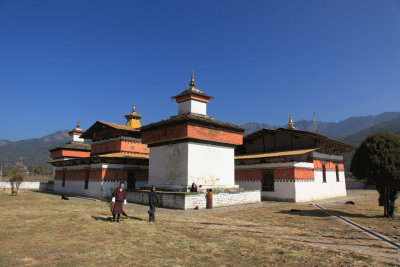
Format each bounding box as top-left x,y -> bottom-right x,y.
0,0 -> 399,141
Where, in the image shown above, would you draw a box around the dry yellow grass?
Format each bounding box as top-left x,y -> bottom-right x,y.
322,190 -> 400,241
0,190 -> 395,266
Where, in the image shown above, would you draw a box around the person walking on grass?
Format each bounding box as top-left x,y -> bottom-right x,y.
111,181 -> 127,222
148,185 -> 159,222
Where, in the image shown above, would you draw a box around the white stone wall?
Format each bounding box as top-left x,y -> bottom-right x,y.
188,143 -> 236,189
185,190 -> 261,209
261,181 -> 296,201
126,190 -> 261,210
295,170 -> 346,202
178,99 -> 207,115
0,182 -> 40,189
126,191 -> 186,209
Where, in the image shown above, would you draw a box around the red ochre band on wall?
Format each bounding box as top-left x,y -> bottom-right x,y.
174,93 -> 210,103
50,150 -> 91,159
142,124 -> 243,145
91,140 -> 148,155
235,168 -> 315,181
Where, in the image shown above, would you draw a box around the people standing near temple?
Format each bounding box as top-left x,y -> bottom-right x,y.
148,185 -> 159,222
111,182 -> 127,222
206,189 -> 213,209
191,181 -> 198,192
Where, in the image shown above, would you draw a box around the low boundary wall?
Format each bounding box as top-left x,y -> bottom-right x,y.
0,181 -> 54,190
126,190 -> 261,210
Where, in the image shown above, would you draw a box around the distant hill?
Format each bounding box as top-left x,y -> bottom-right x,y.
338,116 -> 400,178
0,139 -> 12,147
0,130 -> 70,170
243,112 -> 400,139
339,116 -> 400,145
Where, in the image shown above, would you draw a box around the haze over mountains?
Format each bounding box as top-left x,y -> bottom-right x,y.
0,112 -> 399,171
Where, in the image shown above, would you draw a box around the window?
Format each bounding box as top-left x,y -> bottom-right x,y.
322,164 -> 327,183
262,169 -> 274,191
335,165 -> 340,182
84,171 -> 89,189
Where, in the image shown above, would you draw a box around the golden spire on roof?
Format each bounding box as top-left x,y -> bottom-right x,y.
123,104 -> 144,128
188,72 -> 201,93
189,71 -> 196,88
288,115 -> 297,130
74,120 -> 83,132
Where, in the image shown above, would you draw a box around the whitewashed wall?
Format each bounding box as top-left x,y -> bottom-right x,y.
185,190 -> 261,209
54,179 -> 102,198
126,190 -> 261,210
178,100 -> 207,115
0,182 -> 40,189
187,143 -> 236,189
148,142 -> 236,190
295,170 -> 346,202
148,143 -> 189,189
261,181 -> 296,201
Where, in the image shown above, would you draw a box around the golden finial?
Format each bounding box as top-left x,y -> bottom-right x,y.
288,114 -> 296,129
72,120 -> 83,132
189,71 -> 196,89
123,104 -> 144,128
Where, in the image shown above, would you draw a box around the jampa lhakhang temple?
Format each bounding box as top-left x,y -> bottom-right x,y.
49,73 -> 356,209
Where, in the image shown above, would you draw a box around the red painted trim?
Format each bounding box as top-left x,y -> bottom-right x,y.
142,124 -> 243,145
175,94 -> 210,103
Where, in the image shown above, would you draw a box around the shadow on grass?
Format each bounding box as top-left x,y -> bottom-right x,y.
200,222 -> 258,228
91,215 -> 144,222
277,209 -> 381,218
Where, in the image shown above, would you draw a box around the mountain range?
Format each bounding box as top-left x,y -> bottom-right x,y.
244,112 -> 400,139
0,139 -> 12,147
0,112 -> 399,171
0,130 -> 70,170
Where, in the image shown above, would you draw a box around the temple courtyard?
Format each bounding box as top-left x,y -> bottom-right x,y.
0,190 -> 399,266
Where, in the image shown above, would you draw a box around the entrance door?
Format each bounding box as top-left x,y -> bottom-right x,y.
262,169 -> 274,191
127,171 -> 136,190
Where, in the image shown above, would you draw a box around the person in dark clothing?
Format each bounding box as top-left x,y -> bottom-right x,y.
148,185 -> 159,222
111,182 -> 127,222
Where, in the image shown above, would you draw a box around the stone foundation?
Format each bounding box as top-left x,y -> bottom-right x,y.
126,190 -> 261,210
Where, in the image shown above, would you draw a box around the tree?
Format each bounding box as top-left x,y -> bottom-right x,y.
350,131 -> 400,217
34,165 -> 45,175
27,165 -> 34,176
9,168 -> 24,196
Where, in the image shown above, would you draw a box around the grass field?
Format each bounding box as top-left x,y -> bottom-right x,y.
0,189 -> 398,266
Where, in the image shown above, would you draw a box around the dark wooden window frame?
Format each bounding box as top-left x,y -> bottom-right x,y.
84,171 -> 89,189
262,169 -> 274,191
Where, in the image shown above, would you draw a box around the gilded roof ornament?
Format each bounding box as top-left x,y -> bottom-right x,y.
74,120 -> 83,132
189,71 -> 196,88
188,72 -> 201,93
288,115 -> 297,130
123,104 -> 144,128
